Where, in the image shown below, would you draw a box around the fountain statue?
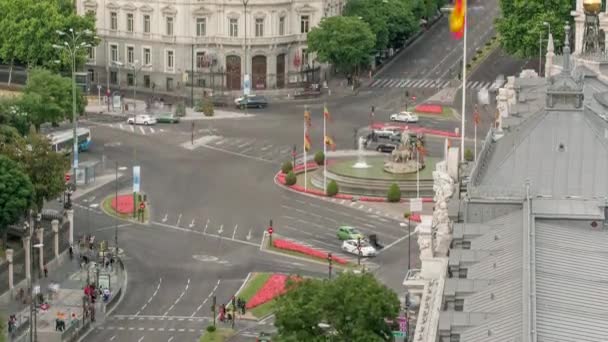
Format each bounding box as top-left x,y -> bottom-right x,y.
383,134 -> 424,174
352,136 -> 371,169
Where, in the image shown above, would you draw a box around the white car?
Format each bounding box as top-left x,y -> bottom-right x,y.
127,114 -> 157,126
341,239 -> 377,257
390,111 -> 419,123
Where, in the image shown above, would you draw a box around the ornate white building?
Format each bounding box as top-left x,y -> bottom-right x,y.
77,0 -> 342,94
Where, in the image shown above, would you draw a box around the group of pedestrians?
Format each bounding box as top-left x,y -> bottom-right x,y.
218,297 -> 248,323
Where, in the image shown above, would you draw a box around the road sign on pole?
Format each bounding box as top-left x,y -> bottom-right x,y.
244,74 -> 251,96
133,166 -> 141,192
410,198 -> 422,212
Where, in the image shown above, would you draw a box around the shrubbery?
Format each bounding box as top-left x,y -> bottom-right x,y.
387,183 -> 401,202
285,171 -> 297,186
464,148 -> 474,162
327,180 -> 338,197
314,151 -> 325,166
281,161 -> 293,174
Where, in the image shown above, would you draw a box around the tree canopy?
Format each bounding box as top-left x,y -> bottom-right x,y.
0,125 -> 68,211
20,68 -> 86,132
307,16 -> 376,74
274,272 -> 401,342
495,0 -> 571,57
0,155 -> 34,236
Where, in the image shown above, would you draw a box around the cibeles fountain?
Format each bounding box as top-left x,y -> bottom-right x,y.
383,134 -> 424,174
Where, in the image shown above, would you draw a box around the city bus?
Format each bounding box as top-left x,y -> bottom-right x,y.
47,127 -> 92,154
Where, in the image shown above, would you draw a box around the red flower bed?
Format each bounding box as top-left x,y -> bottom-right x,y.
414,104 -> 443,114
111,195 -> 134,214
246,274 -> 299,309
273,239 -> 348,264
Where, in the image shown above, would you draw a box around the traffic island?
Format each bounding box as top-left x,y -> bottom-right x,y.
101,193 -> 150,224
234,272 -> 301,320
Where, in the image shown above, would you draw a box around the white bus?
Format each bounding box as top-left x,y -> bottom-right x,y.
47,127 -> 92,154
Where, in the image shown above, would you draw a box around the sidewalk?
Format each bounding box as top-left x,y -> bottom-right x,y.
1,248 -> 124,342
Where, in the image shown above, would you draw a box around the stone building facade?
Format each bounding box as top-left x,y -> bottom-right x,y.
77,0 -> 342,93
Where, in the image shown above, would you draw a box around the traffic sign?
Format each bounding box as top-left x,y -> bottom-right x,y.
410,198 -> 423,213
392,331 -> 405,338
139,202 -> 145,209
65,174 -> 71,182
267,227 -> 273,235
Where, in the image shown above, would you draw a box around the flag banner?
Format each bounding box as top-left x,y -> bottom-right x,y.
473,111 -> 480,126
449,0 -> 466,39
324,135 -> 336,151
304,110 -> 312,127
305,131 -> 312,152
323,106 -> 332,122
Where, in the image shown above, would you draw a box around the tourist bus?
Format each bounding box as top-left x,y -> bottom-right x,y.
47,127 -> 92,154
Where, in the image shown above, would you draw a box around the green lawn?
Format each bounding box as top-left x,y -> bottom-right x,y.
199,328 -> 235,342
327,157 -> 438,181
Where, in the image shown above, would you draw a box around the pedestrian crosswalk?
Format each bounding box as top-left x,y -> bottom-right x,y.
368,78 -> 492,90
185,135 -> 294,164
96,122 -> 166,136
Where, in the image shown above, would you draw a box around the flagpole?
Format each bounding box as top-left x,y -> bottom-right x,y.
323,104 -> 327,194
304,116 -> 308,192
474,122 -> 477,161
416,146 -> 420,198
460,0 -> 468,161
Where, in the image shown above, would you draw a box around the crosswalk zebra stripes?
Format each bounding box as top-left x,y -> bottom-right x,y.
369,78 -> 492,90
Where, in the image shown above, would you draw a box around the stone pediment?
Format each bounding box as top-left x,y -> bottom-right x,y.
161,5 -> 177,15
106,1 -> 119,10
122,2 -> 136,11
83,0 -> 97,10
547,75 -> 583,93
192,6 -> 213,16
139,4 -> 153,13
295,4 -> 316,13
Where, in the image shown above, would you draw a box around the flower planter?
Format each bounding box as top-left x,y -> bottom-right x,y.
111,195 -> 135,214
273,239 -> 348,264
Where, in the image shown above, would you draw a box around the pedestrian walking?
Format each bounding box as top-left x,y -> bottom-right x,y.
44,266 -> 48,278
69,245 -> 73,260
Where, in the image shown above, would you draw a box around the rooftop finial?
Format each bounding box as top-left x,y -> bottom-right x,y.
563,23 -> 571,73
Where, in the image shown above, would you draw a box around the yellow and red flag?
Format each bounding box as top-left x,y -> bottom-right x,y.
473,111 -> 480,126
304,109 -> 312,127
304,131 -> 312,152
449,0 -> 466,39
323,105 -> 332,122
324,135 -> 336,151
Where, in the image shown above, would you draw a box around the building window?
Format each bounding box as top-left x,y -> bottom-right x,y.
110,12 -> 118,30
279,17 -> 285,35
87,69 -> 95,82
126,13 -> 134,32
110,71 -> 117,84
302,48 -> 309,66
166,50 -> 174,70
255,18 -> 264,37
300,15 -> 309,33
144,75 -> 151,88
454,299 -> 464,312
196,52 -> 206,69
166,16 -> 174,36
87,47 -> 95,60
229,18 -> 238,37
459,269 -> 468,279
127,46 -> 134,64
461,241 -> 471,250
143,15 -> 150,33
127,73 -> 134,86
110,44 -> 118,62
143,48 -> 151,65
166,77 -> 174,91
197,78 -> 206,87
196,18 -> 206,37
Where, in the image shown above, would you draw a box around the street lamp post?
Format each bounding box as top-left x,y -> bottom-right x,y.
115,164 -> 127,256
540,22 -> 550,75
53,28 -> 92,185
243,0 -> 250,114
127,60 -> 150,111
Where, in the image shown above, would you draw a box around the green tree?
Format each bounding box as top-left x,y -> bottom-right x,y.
274,272 -> 400,342
387,183 -> 401,202
307,16 -> 376,75
0,155 -> 34,240
0,127 -> 68,211
495,0 -> 570,57
0,97 -> 30,136
344,0 -> 418,50
19,68 -> 86,132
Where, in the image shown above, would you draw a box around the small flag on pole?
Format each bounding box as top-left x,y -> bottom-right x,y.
473,111 -> 480,126
304,131 -> 312,152
324,135 -> 336,151
449,0 -> 466,39
304,109 -> 312,127
323,105 -> 332,122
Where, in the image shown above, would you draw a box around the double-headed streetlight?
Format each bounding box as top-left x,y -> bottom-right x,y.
127,60 -> 150,111
53,28 -> 93,184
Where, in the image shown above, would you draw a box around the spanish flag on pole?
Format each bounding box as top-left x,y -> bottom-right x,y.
449,0 -> 466,39
304,109 -> 312,127
324,135 -> 336,151
323,105 -> 332,122
304,131 -> 312,152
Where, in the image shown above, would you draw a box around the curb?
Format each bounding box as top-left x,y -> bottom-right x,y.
275,166 -> 433,213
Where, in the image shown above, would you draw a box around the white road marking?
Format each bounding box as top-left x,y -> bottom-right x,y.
138,336 -> 144,341
232,224 -> 238,240
130,125 -> 135,132
167,337 -> 174,342
162,213 -> 168,223
189,219 -> 196,228
246,228 -> 252,241
261,144 -> 272,151
119,124 -> 124,130
164,279 -> 190,316
139,126 -> 145,134
204,219 -> 209,233
135,277 -> 162,316
110,336 -> 116,341
176,213 -> 182,227
218,224 -> 224,235
149,127 -> 155,134
151,221 -> 259,247
378,230 -> 417,254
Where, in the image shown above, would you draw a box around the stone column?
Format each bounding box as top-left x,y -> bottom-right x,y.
52,219 -> 60,259
545,33 -> 555,77
6,249 -> 14,291
67,209 -> 74,246
36,227 -> 44,273
22,236 -> 31,283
